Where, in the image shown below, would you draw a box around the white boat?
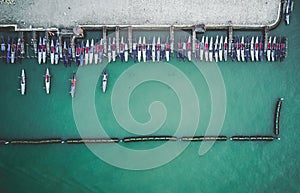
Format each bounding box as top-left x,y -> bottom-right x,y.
94,40 -> 99,64
271,36 -> 276,62
120,37 -> 125,62
102,68 -> 108,93
112,37 -> 116,62
89,39 -> 94,64
157,37 -> 161,61
38,37 -> 42,64
250,36 -> 255,62
142,36 -> 147,62
124,42 -> 129,62
209,37 -> 213,62
45,68 -> 50,94
200,36 -> 205,61
205,36 -> 209,62
165,38 -> 170,62
138,36 -> 142,62
218,36 -> 223,62
132,40 -> 137,62
187,36 -> 192,61
161,39 -> 166,61
42,38 -> 47,63
99,39 -> 103,64
54,40 -> 59,64
107,37 -> 112,63
214,35 -> 219,62
50,39 -> 55,64
194,40 -> 199,60
85,39 -> 89,65
267,36 -> 272,61
20,69 -> 25,95
70,72 -> 76,98
285,0 -> 291,25
182,40 -> 187,60
152,36 -> 156,62
236,37 -> 241,62
224,36 -> 228,62
240,36 -> 245,62
11,41 -> 15,64
255,36 -> 259,61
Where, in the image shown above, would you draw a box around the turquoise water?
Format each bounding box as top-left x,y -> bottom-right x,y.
1,8 -> 300,193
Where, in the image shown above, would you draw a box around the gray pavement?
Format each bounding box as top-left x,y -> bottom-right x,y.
0,0 -> 281,29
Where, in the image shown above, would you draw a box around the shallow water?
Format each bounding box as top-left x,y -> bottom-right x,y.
0,6 -> 300,193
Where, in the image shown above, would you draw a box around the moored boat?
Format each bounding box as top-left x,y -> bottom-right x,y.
250,36 -> 255,62
50,39 -> 55,64
94,40 -> 99,64
271,36 -> 276,62
165,37 -> 170,62
89,39 -> 94,64
142,36 -> 147,62
20,69 -> 25,95
200,36 -> 204,61
45,68 -> 50,94
204,36 -> 209,62
152,36 -> 156,62
209,37 -> 213,62
120,37 -> 125,62
259,36 -> 264,61
85,39 -> 89,65
70,72 -> 76,98
236,37 -> 241,62
187,36 -> 192,61
214,35 -> 219,62
138,36 -> 142,62
102,68 -> 108,93
255,36 -> 259,61
38,37 -> 42,64
218,36 -> 223,62
42,38 -> 47,63
223,36 -> 228,62
54,39 -> 59,64
267,36 -> 272,61
157,37 -> 161,61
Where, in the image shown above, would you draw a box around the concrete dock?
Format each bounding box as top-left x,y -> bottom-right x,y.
0,0 -> 281,29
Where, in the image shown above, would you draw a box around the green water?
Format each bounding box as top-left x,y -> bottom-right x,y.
1,9 -> 300,193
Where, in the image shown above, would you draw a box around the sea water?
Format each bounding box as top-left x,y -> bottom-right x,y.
0,9 -> 300,193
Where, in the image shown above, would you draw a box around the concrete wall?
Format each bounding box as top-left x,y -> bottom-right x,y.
0,0 -> 281,28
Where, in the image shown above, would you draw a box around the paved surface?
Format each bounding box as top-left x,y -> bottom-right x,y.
0,0 -> 281,28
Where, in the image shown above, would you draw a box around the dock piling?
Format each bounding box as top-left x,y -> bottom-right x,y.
128,26 -> 133,53
45,31 -> 50,56
228,26 -> 233,54
71,36 -> 76,59
264,27 -> 269,53
116,26 -> 120,55
103,27 -> 107,55
58,35 -> 62,59
170,26 -> 174,53
192,27 -> 196,54
32,31 -> 37,57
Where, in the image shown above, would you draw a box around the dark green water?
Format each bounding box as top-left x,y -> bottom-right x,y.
1,8 -> 300,193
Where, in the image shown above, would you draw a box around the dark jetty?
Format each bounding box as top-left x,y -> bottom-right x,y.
66,138 -> 119,144
181,136 -> 227,141
123,136 -> 177,143
274,98 -> 284,135
230,136 -> 278,141
10,138 -> 63,144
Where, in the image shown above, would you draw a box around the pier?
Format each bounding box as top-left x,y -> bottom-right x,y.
102,27 -> 107,55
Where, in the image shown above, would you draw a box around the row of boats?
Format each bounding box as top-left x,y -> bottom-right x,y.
18,68 -> 108,97
2,34 -> 286,65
